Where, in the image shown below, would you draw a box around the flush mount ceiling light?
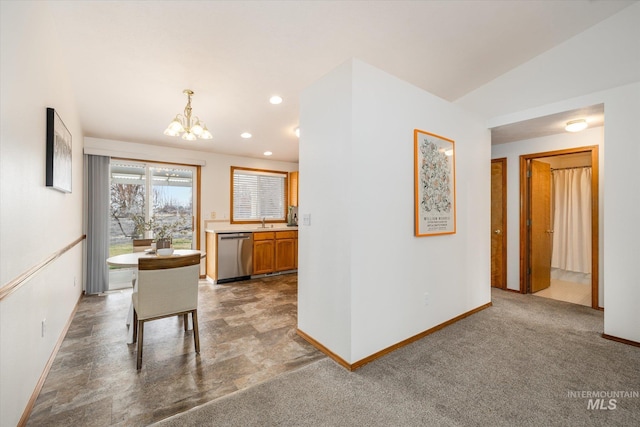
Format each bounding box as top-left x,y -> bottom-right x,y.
164,89 -> 213,140
240,132 -> 252,139
294,127 -> 300,138
269,95 -> 283,105
565,119 -> 588,133
263,151 -> 273,156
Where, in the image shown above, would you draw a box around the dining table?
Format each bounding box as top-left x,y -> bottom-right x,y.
106,249 -> 205,344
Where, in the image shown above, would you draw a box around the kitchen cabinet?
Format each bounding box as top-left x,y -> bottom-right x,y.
253,230 -> 298,274
289,171 -> 299,207
275,231 -> 297,271
253,231 -> 275,274
205,231 -> 217,280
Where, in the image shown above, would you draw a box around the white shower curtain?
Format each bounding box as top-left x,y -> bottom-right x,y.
551,167 -> 592,274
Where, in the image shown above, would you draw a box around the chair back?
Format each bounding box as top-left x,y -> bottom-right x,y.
133,239 -> 154,252
135,254 -> 200,320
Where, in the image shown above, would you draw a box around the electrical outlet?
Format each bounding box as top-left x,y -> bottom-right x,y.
423,292 -> 430,306
74,276 -> 77,287
42,319 -> 46,337
210,211 -> 216,219
303,214 -> 311,226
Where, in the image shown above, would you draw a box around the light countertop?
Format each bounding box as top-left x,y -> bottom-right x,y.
206,224 -> 298,233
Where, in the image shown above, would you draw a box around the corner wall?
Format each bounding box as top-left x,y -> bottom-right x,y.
299,59 -> 491,364
297,60 -> 354,361
1,2 -> 85,426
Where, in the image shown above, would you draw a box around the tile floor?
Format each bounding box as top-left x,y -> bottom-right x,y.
27,274 -> 325,426
533,278 -> 591,307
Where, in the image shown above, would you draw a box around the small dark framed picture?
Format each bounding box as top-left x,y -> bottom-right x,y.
46,107 -> 72,193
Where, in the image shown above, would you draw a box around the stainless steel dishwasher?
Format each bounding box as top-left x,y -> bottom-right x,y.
217,232 -> 253,283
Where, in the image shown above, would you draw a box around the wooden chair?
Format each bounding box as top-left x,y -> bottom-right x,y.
130,239 -> 155,287
132,238 -> 154,253
132,254 -> 201,370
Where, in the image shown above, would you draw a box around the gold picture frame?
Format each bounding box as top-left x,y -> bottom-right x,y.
414,129 -> 456,236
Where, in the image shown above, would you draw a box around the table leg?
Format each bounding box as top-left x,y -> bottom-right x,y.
126,275 -> 138,345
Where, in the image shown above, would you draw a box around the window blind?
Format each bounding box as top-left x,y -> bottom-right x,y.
232,167 -> 287,222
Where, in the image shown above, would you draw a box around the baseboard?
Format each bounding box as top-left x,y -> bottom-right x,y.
602,333 -> 640,348
296,329 -> 352,370
18,293 -> 83,427
297,301 -> 493,371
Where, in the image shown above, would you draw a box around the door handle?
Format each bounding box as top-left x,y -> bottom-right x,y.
546,230 -> 554,234
494,229 -> 502,235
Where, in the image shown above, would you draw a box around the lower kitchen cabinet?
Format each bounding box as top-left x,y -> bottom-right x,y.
253,230 -> 297,274
253,232 -> 275,274
275,236 -> 296,271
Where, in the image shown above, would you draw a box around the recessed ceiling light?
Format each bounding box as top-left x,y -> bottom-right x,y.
565,119 -> 588,132
269,95 -> 283,105
263,151 -> 273,156
240,132 -> 252,139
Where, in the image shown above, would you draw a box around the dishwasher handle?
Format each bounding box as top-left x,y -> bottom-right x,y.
220,234 -> 252,240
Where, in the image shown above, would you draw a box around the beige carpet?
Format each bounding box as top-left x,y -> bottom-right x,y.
152,289 -> 640,427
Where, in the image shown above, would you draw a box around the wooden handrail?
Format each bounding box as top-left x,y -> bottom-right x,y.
0,235 -> 86,301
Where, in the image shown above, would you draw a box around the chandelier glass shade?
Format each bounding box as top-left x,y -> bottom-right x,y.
164,89 -> 213,140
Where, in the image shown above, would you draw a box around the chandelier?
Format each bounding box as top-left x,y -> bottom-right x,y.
164,89 -> 213,140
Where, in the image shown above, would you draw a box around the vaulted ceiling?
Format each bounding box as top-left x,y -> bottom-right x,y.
47,1 -> 633,162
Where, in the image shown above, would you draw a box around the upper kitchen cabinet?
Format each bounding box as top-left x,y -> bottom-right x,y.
289,171 -> 299,207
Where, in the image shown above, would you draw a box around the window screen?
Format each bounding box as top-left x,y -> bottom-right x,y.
231,167 -> 287,222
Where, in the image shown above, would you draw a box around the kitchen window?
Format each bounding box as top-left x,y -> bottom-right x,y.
231,166 -> 287,223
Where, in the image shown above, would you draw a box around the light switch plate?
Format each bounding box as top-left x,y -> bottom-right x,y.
302,214 -> 311,226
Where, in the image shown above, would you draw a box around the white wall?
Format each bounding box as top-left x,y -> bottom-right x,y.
457,3 -> 640,343
84,137 -> 299,248
491,127 -> 604,304
0,2 -> 84,426
298,60 -> 354,361
600,83 -> 640,342
299,59 -> 491,364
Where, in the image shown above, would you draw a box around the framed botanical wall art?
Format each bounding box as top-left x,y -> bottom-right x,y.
414,129 -> 456,236
46,107 -> 72,193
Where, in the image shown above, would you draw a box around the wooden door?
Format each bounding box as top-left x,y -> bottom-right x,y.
530,160 -> 552,293
491,159 -> 506,288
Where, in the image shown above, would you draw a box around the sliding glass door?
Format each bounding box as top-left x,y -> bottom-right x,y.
109,160 -> 197,288
149,166 -> 194,249
110,161 -> 147,257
